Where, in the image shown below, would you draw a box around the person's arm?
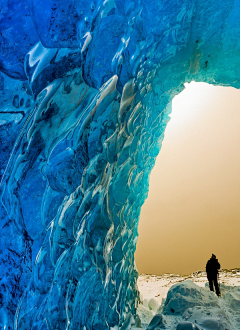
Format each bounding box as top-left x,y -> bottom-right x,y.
206,261 -> 209,272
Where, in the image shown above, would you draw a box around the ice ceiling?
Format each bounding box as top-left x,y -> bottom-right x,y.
0,0 -> 240,329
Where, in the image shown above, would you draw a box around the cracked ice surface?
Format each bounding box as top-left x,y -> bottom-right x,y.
0,0 -> 240,329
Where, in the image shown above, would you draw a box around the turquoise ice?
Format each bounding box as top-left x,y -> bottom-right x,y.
0,0 -> 240,328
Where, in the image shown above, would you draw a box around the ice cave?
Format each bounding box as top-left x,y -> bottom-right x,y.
0,0 -> 240,329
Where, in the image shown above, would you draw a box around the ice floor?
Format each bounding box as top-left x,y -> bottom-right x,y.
135,269 -> 240,329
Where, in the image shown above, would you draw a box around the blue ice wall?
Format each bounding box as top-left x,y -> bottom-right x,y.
0,0 -> 240,329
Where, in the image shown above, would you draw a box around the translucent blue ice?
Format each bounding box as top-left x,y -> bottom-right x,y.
0,0 -> 240,329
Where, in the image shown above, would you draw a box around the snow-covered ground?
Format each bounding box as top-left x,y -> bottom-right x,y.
134,269 -> 240,329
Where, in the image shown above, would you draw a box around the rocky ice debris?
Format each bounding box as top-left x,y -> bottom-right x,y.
163,280 -> 219,316
147,313 -> 167,329
182,306 -> 232,330
176,322 -> 203,330
137,273 -> 240,329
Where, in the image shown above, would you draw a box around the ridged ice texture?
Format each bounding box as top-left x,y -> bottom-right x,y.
0,0 -> 240,329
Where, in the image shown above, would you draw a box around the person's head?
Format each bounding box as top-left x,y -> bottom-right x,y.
211,254 -> 216,259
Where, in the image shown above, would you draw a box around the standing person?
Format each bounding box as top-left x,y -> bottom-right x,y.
206,254 -> 221,297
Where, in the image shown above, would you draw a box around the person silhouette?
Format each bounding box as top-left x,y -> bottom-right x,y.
206,254 -> 221,297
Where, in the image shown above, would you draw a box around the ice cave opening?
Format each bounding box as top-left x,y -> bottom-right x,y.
1,0 -> 240,329
135,82 -> 240,276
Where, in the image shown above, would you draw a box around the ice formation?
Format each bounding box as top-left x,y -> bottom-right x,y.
138,272 -> 240,329
0,0 -> 240,329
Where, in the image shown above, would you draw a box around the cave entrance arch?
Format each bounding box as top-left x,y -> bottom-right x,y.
136,82 -> 240,276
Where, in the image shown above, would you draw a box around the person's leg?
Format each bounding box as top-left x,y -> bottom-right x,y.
214,276 -> 220,296
208,277 -> 214,291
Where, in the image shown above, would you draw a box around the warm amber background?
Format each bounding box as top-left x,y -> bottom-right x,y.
135,82 -> 240,275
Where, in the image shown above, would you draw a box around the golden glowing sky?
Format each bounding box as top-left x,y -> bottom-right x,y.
135,82 -> 240,275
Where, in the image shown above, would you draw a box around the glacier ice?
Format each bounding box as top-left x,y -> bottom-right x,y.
163,280 -> 219,316
0,0 -> 240,329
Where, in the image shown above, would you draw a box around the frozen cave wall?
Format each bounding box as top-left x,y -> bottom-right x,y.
0,0 -> 240,329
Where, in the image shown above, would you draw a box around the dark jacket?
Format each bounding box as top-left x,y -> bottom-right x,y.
206,258 -> 220,278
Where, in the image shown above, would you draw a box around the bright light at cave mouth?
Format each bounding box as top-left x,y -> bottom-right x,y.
136,82 -> 240,276
168,82 -> 213,140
